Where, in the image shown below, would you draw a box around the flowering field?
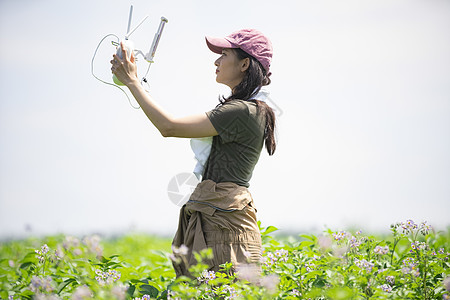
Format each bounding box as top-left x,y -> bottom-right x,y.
1,220 -> 449,299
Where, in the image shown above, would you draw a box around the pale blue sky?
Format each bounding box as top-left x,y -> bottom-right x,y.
1,0 -> 449,238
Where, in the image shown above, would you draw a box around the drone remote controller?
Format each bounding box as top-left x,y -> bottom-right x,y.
93,5 -> 168,90
112,40 -> 134,86
116,40 -> 134,60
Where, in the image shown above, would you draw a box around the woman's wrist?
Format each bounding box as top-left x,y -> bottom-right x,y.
126,77 -> 141,89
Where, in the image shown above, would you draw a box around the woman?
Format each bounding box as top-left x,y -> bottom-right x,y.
111,28 -> 276,277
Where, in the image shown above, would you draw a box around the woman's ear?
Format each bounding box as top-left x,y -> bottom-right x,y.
240,57 -> 250,72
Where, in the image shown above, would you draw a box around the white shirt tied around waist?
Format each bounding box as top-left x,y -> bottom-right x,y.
190,87 -> 272,180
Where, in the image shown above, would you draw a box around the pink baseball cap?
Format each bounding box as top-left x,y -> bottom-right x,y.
205,29 -> 273,74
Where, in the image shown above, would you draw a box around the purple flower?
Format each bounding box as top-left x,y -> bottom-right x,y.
41,244 -> 49,254
410,241 -> 427,251
374,245 -> 389,255
95,269 -> 121,285
333,231 -> 349,242
197,270 -> 216,284
419,221 -> 432,235
274,249 -> 289,262
403,257 -> 417,270
399,219 -> 418,234
134,295 -> 151,300
225,286 -> 238,299
355,258 -> 374,273
349,236 -> 362,248
262,252 -> 277,266
304,262 -> 315,273
380,284 -> 392,292
35,244 -> 50,263
30,276 -> 54,293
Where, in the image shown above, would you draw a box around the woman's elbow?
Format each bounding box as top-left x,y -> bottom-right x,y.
159,125 -> 175,137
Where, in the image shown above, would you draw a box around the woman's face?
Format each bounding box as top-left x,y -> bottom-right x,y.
214,49 -> 247,90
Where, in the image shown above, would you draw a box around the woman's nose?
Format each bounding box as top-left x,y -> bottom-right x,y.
214,57 -> 220,66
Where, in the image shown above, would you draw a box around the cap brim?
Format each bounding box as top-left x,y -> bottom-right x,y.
205,36 -> 235,54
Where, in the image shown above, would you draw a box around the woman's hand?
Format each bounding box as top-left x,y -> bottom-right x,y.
110,42 -> 139,86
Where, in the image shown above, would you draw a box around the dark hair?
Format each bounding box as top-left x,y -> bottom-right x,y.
219,48 -> 276,155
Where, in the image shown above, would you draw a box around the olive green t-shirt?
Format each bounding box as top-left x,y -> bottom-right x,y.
203,99 -> 266,187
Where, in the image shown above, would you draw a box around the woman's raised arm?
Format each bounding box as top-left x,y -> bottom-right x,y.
111,45 -> 218,139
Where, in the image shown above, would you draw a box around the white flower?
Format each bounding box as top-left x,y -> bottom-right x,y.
236,264 -> 260,284
260,274 -> 279,294
444,277 -> 450,292
178,245 -> 189,256
72,285 -> 92,300
172,244 -> 189,256
111,284 -> 128,300
63,236 -> 80,249
318,235 -> 332,250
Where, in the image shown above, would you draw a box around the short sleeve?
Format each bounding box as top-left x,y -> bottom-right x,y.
206,101 -> 250,143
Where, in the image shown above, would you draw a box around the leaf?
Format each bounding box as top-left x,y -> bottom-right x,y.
0,290 -> 9,300
158,290 -> 168,300
105,262 -> 122,268
19,262 -> 34,270
19,252 -> 38,264
262,226 -> 279,235
139,284 -> 159,298
56,278 -> 78,294
17,289 -> 34,300
127,284 -> 136,297
129,279 -> 143,284
299,234 -> 316,241
299,241 -> 315,249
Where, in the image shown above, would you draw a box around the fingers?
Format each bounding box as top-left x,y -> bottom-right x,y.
109,43 -> 136,76
110,53 -> 125,69
119,41 -> 136,63
119,41 -> 132,63
112,54 -> 121,63
110,55 -> 119,73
